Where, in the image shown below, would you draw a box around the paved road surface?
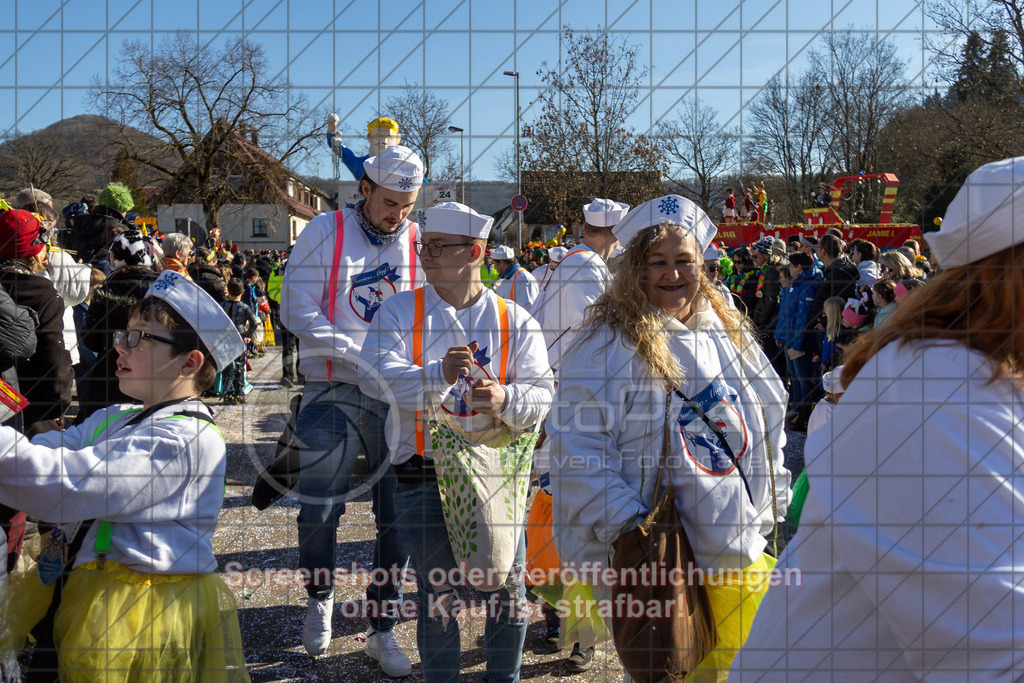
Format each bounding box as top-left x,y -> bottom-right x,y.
219,348 -> 805,681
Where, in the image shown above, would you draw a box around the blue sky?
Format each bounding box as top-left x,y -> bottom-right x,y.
3,0 -> 945,180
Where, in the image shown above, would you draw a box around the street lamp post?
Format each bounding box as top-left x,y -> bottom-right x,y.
503,70 -> 521,251
447,125 -> 464,203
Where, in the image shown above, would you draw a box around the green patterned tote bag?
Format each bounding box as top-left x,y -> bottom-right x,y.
428,412 -> 538,592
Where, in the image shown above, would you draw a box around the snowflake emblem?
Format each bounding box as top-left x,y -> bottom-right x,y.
658,196 -> 680,216
398,177 -> 413,191
151,278 -> 175,292
417,210 -> 427,228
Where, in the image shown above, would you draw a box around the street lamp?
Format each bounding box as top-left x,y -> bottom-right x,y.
503,70 -> 522,251
447,125 -> 464,203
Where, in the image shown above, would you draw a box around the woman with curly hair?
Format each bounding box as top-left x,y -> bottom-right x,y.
548,195 -> 791,679
734,156 -> 1024,678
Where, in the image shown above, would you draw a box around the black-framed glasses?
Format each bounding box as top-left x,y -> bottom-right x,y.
414,241 -> 474,258
704,264 -> 722,274
113,329 -> 185,349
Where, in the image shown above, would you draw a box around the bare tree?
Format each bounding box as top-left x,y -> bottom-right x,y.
517,26 -> 664,224
810,32 -> 912,176
0,130 -> 86,201
658,98 -> 737,213
745,72 -> 833,222
88,32 -> 324,230
383,83 -> 455,183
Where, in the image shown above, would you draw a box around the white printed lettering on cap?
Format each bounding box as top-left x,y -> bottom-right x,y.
926,155 -> 1024,268
417,201 -> 493,239
363,145 -> 424,193
489,245 -> 516,260
612,194 -> 718,252
583,198 -> 630,227
146,270 -> 246,372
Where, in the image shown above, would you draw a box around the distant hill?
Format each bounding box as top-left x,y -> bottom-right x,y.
0,115 -> 174,205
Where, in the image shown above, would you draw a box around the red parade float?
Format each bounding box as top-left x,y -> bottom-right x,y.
714,173 -> 922,250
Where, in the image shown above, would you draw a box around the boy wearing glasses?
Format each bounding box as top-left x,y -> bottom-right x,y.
281,146 -> 422,673
0,270 -> 250,680
359,202 -> 554,683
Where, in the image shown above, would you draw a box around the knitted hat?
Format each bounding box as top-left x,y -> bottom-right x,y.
0,209 -> 47,258
109,230 -> 162,269
98,182 -> 135,215
752,236 -> 775,255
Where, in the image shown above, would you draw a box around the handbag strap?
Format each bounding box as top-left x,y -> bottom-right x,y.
674,388 -> 755,506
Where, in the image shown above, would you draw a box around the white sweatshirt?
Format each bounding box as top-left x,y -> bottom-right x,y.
548,304 -> 791,573
732,341 -> 1024,681
531,244 -> 609,370
494,263 -> 540,309
44,248 -> 92,366
0,400 -> 225,574
281,208 -> 423,385
358,285 -> 555,464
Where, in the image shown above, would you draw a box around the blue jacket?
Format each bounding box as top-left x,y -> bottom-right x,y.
774,267 -> 823,350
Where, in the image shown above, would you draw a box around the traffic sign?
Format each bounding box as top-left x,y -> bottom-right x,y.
511,194 -> 528,212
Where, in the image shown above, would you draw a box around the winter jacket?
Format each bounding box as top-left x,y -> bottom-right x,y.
188,264 -> 228,303
751,261 -> 783,332
774,267 -> 823,350
0,287 -> 37,389
805,256 -> 859,336
0,267 -> 72,431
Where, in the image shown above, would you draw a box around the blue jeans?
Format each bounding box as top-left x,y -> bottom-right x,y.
393,479 -> 527,683
785,348 -> 814,411
295,381 -> 408,632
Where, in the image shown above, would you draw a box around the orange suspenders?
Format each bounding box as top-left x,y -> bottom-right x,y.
412,289 -> 510,455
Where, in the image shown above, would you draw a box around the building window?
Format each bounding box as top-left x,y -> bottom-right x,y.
175,218 -> 189,233
253,219 -> 268,237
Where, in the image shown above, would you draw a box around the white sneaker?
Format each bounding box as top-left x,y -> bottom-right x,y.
365,628 -> 413,677
302,593 -> 334,656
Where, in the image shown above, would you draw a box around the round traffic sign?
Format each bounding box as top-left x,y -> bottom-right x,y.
511,194 -> 528,212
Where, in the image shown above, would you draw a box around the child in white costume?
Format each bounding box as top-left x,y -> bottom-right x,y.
0,270 -> 250,682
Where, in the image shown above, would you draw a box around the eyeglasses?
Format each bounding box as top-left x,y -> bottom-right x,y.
704,265 -> 722,274
114,329 -> 185,349
413,241 -> 475,258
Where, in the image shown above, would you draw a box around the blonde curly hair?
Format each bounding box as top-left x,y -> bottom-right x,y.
578,222 -> 752,389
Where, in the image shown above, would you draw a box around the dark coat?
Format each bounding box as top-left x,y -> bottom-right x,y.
805,256 -> 860,338
189,264 -> 228,303
0,268 -> 72,430
751,260 -> 783,332
77,266 -> 158,424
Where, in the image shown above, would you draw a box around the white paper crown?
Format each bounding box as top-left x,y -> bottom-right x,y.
146,271 -> 246,372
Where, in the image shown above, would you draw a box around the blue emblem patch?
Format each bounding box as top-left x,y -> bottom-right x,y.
348,263 -> 400,323
398,177 -> 413,191
658,196 -> 680,216
677,378 -> 749,475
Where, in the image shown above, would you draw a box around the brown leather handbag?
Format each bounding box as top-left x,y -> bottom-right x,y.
610,393 -> 717,682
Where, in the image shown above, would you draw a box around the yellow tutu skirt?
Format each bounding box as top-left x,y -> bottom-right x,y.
12,560 -> 249,682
